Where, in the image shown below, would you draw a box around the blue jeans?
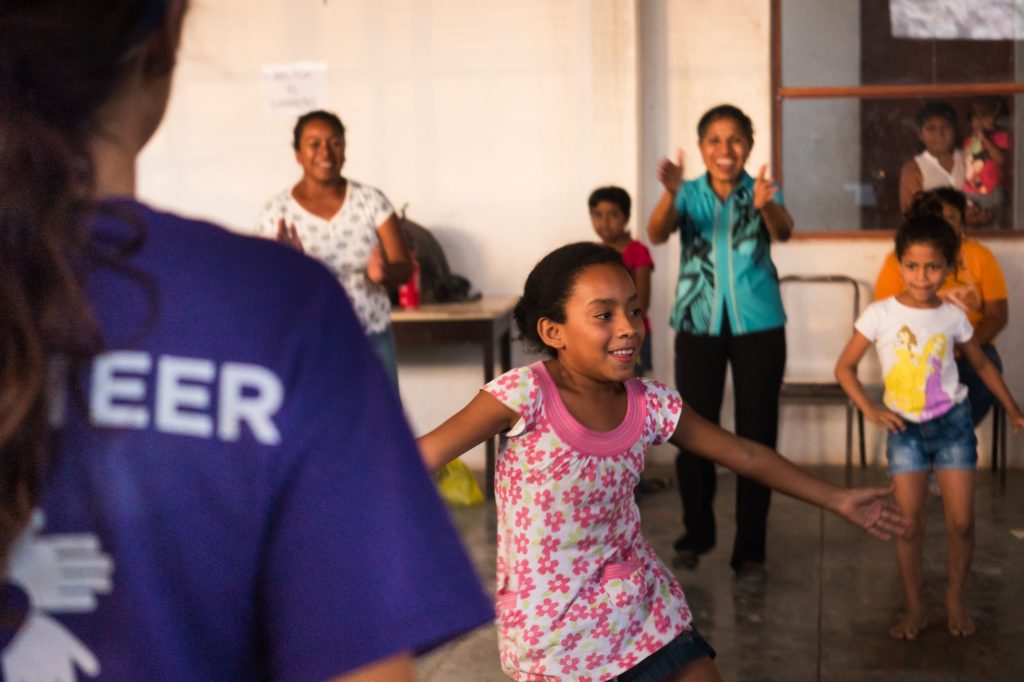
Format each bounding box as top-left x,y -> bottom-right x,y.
886,400 -> 977,475
956,344 -> 1002,427
617,627 -> 716,682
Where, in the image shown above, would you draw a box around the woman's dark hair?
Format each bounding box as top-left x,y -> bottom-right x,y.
514,243 -> 629,358
292,110 -> 345,150
697,104 -> 754,147
915,100 -> 958,131
0,0 -> 172,559
587,186 -> 632,220
895,214 -> 960,267
906,188 -> 967,223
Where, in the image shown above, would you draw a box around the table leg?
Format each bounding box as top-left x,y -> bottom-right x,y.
483,328 -> 496,499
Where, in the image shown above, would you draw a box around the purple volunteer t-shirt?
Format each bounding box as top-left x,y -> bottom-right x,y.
0,200 -> 492,681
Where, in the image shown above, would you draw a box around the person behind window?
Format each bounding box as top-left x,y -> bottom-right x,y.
257,110 -> 412,386
875,188 -> 1008,427
898,101 -> 965,218
646,104 -> 794,580
0,1 -> 491,679
962,96 -> 1011,228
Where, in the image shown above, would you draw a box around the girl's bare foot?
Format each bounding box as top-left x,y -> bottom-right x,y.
888,610 -> 928,640
946,592 -> 975,637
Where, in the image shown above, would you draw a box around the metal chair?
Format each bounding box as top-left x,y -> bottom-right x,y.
778,275 -> 866,479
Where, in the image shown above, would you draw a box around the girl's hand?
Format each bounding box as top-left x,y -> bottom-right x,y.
656,149 -> 684,195
866,406 -> 905,433
753,165 -> 779,210
1009,411 -> 1024,434
366,246 -> 385,283
834,486 -> 909,541
276,219 -> 304,253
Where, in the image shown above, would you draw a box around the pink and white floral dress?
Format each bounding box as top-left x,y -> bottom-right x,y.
484,362 -> 693,681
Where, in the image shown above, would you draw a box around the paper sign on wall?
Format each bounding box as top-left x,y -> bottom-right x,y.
890,0 -> 1024,39
260,61 -> 328,116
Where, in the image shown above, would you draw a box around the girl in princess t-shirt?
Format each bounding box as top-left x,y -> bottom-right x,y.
419,242 -> 908,681
836,214 -> 1024,641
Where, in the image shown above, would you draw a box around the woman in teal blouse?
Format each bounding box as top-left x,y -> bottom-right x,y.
648,104 -> 794,579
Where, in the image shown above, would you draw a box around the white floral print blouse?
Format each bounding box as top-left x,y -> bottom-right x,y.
257,179 -> 395,334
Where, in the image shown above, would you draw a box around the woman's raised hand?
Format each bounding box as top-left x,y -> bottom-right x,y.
753,165 -> 779,210
275,218 -> 304,253
656,149 -> 684,195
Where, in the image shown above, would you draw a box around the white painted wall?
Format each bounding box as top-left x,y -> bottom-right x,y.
138,0 -> 1024,469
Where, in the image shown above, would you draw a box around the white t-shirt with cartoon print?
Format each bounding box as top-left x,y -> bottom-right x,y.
257,179 -> 395,334
855,297 -> 974,423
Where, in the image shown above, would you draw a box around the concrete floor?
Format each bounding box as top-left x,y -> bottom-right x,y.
415,465 -> 1024,681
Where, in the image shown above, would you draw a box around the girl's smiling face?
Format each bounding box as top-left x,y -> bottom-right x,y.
698,117 -> 751,187
898,242 -> 950,307
545,263 -> 645,383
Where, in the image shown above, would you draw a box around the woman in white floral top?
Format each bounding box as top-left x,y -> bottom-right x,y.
418,242 -> 908,682
257,110 -> 411,383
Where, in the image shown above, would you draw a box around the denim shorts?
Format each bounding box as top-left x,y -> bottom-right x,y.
617,626 -> 716,681
886,400 -> 977,475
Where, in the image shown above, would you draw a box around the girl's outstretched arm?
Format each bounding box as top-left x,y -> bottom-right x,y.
669,408 -> 908,540
418,391 -> 519,472
958,337 -> 1024,431
835,331 -> 906,433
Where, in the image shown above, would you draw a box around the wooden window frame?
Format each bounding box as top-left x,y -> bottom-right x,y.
770,0 -> 1024,239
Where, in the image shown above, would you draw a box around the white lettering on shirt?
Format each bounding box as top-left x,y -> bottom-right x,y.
86,351 -> 284,444
90,351 -> 151,429
218,363 -> 283,445
155,355 -> 216,438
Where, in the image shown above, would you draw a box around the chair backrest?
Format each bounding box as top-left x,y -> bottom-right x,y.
780,275 -> 862,383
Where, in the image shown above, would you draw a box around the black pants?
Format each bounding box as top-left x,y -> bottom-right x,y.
673,320 -> 786,569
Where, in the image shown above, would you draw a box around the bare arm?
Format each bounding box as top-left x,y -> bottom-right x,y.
835,331 -> 906,432
759,203 -> 794,242
326,652 -> 414,682
899,159 -> 922,215
370,213 -> 413,287
972,298 -> 1007,347
977,132 -> 1006,165
753,165 -> 793,242
647,192 -> 678,245
669,404 -> 907,539
647,150 -> 684,245
418,391 -> 519,472
958,336 -> 1024,428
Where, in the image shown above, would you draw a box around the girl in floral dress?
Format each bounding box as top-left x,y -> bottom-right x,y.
419,242 -> 907,682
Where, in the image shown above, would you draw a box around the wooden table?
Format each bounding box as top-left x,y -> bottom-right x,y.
391,297 -> 517,496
